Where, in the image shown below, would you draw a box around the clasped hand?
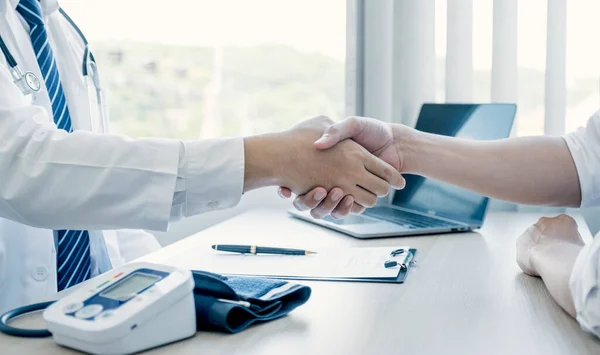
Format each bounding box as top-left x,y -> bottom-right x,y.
274,116 -> 404,210
280,116 -> 408,219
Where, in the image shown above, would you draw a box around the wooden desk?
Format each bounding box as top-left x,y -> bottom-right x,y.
3,210 -> 600,355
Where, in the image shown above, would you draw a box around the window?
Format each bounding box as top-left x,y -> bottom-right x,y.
60,0 -> 346,139
434,0 -> 599,136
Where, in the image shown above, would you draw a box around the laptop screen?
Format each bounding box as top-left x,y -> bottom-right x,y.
391,103 -> 516,226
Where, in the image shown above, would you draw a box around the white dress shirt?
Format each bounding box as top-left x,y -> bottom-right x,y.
563,110 -> 600,337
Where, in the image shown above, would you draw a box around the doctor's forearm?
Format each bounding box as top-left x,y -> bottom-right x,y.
395,127 -> 582,207
243,134 -> 285,192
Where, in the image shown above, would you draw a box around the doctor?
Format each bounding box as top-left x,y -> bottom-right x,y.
0,0 -> 404,314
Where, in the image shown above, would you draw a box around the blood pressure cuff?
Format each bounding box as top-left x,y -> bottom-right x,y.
191,270 -> 311,333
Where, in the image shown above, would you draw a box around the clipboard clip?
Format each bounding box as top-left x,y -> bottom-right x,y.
390,248 -> 405,257
384,249 -> 417,270
384,260 -> 408,270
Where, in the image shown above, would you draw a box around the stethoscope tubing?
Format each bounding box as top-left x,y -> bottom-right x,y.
0,35 -> 17,68
0,301 -> 54,337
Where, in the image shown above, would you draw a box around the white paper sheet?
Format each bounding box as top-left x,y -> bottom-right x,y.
165,245 -> 411,280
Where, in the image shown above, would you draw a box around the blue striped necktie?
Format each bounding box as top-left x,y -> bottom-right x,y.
16,0 -> 91,291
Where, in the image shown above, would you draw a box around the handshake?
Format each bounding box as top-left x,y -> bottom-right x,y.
243,115 -> 414,219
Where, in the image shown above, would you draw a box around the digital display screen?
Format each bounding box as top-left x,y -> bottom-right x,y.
101,273 -> 160,301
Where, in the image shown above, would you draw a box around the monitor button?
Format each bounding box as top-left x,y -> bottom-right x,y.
62,301 -> 84,314
95,310 -> 115,320
75,304 -> 104,319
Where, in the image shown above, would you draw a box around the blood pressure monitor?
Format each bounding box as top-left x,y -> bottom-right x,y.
43,262 -> 196,355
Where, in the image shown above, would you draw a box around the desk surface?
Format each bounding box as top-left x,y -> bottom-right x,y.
3,210 -> 600,355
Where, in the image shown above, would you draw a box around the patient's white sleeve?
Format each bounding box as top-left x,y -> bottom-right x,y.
570,234 -> 600,337
562,111 -> 600,207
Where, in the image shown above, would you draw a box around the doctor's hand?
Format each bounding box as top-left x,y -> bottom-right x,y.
244,115 -> 404,209
280,116 -> 408,218
515,214 -> 584,277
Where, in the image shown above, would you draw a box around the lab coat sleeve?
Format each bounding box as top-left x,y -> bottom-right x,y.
562,111 -> 600,207
569,233 -> 600,338
172,139 -> 245,218
114,229 -> 161,262
0,68 -> 245,232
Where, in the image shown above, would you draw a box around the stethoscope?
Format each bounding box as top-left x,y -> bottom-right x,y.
0,7 -> 105,124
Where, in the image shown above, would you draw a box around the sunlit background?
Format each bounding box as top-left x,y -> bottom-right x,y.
434,0 -> 600,135
60,0 -> 598,139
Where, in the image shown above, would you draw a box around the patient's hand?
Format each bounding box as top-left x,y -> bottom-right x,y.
280,116 -> 408,219
516,214 -> 584,276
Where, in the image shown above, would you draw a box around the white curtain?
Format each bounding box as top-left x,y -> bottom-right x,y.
393,0 -> 436,127
490,0 -> 517,104
445,0 -> 473,102
544,0 -> 567,136
361,0 -> 569,136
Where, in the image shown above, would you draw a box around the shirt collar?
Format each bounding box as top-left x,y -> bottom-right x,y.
7,0 -> 59,14
9,0 -> 19,10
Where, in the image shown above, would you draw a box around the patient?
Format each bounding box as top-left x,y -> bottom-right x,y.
284,111 -> 600,338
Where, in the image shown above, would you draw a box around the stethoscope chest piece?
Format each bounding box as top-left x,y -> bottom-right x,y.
23,71 -> 41,92
12,66 -> 41,98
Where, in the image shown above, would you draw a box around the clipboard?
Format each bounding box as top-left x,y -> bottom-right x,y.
259,248 -> 418,284
169,246 -> 418,284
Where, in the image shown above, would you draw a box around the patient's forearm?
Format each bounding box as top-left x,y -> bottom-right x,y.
397,130 -> 581,207
531,243 -> 582,317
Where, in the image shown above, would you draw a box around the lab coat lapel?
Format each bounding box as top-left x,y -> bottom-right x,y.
45,2 -> 93,131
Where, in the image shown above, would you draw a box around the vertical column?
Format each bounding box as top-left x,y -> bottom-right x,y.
544,0 -> 567,136
445,0 -> 473,102
491,0 -> 518,104
362,0 -> 393,122
394,0 -> 436,127
345,0 -> 365,117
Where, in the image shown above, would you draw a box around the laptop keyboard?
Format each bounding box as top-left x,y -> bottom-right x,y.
363,207 -> 460,229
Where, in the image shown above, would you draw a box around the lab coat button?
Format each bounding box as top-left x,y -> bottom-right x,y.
32,265 -> 49,281
208,201 -> 219,209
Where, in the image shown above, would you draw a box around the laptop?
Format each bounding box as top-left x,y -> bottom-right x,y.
289,103 -> 517,238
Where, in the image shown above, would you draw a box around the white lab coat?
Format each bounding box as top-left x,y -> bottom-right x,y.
563,110 -> 600,337
0,0 -> 245,314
